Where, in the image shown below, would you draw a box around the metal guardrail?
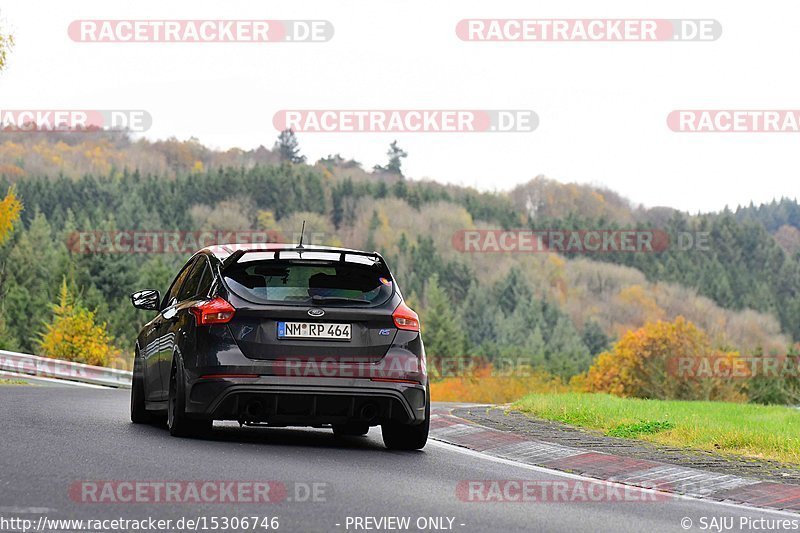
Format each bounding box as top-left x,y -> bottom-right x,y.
0,350 -> 132,389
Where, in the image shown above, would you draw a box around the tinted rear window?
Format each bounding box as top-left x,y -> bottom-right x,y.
223,260 -> 394,306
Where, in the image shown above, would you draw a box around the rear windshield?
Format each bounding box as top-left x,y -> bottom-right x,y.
223,260 -> 394,306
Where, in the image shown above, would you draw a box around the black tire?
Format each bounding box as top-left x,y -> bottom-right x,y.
167,359 -> 212,438
130,355 -> 151,424
381,384 -> 430,450
332,422 -> 370,436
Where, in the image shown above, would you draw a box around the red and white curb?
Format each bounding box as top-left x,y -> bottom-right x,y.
429,406 -> 800,512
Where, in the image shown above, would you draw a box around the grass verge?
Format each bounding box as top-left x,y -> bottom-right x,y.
512,392 -> 800,464
0,378 -> 29,385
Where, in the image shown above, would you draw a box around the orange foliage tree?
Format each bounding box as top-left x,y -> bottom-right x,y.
0,185 -> 22,243
431,364 -> 569,404
39,280 -> 118,367
580,316 -> 745,401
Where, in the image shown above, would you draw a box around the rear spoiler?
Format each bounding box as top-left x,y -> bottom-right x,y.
220,248 -> 386,271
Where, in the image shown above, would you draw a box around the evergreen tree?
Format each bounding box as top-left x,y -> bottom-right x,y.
374,141 -> 407,176
461,282 -> 499,349
439,260 -> 474,302
0,309 -> 18,350
365,210 -> 380,251
273,129 -> 306,164
582,319 -> 612,356
494,267 -> 533,315
546,316 -> 592,377
4,211 -> 68,351
422,275 -> 467,376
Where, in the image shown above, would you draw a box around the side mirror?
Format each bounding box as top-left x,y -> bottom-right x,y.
131,289 -> 160,311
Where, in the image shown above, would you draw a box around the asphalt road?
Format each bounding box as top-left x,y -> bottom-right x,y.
0,386 -> 796,533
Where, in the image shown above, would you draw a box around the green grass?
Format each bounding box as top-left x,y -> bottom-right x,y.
0,378 -> 28,385
512,393 -> 800,464
606,420 -> 676,438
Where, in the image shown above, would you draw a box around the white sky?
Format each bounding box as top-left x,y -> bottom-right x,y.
0,1 -> 798,213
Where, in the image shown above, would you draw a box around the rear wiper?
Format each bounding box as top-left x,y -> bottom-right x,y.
310,295 -> 371,305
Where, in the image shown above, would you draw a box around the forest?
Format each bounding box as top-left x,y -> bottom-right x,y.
0,131 -> 798,403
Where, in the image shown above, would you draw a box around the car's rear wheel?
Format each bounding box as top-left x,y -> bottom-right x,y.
130,356 -> 150,424
381,384 -> 429,450
167,359 -> 212,438
332,422 -> 370,436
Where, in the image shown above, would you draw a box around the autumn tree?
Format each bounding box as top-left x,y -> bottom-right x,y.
582,316 -> 744,401
257,210 -> 279,232
0,186 -> 21,244
39,279 -> 117,367
189,198 -> 253,231
0,19 -> 13,72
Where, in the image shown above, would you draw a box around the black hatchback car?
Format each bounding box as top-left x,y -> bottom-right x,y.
129,243 -> 429,450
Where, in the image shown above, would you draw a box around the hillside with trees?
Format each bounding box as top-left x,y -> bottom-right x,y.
0,131 -> 797,398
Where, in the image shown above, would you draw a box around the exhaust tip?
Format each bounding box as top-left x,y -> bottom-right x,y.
360,403 -> 378,421
245,401 -> 264,418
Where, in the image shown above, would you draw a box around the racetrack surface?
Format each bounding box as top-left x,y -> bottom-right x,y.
0,386 -> 795,533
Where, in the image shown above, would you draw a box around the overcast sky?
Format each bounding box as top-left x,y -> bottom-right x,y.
1,1 -> 798,213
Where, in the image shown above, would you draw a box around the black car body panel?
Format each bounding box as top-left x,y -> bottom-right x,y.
132,244 -> 428,435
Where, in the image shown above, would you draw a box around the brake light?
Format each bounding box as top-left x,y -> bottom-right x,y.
190,297 -> 235,325
392,301 -> 420,331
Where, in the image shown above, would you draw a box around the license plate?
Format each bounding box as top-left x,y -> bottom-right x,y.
277,322 -> 351,340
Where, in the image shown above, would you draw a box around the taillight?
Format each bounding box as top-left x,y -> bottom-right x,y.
190,297 -> 235,325
393,301 -> 420,331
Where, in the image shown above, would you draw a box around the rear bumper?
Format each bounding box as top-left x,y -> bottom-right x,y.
185,375 -> 427,426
